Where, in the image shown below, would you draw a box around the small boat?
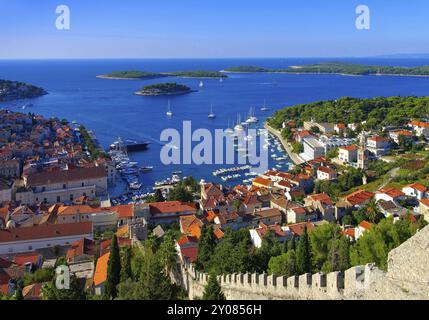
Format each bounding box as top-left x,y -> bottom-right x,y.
219,77 -> 224,83
166,100 -> 173,117
172,170 -> 183,175
246,107 -> 258,124
234,114 -> 244,132
141,166 -> 154,172
225,120 -> 234,134
208,104 -> 216,119
199,81 -> 204,88
260,99 -> 270,111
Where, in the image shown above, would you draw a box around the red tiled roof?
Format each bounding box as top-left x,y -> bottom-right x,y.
378,188 -> 405,199
180,247 -> 198,263
308,193 -> 333,205
344,190 -> 375,206
110,204 -> 134,219
0,222 -> 92,243
100,238 -> 131,255
406,183 -> 427,193
25,165 -> 106,187
419,198 -> 429,207
359,220 -> 372,230
94,253 -> 109,286
253,177 -> 272,187
318,166 -> 336,175
288,222 -> 314,236
13,253 -> 41,266
177,235 -> 199,247
391,130 -> 413,136
368,136 -> 390,142
149,201 -> 197,215
409,120 -> 429,128
57,205 -> 103,216
339,145 -> 358,151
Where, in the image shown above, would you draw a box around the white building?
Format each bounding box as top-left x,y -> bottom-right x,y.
0,222 -> 93,255
367,136 -> 391,157
317,166 -> 338,181
409,121 -> 429,138
402,183 -> 428,200
338,145 -> 358,164
302,136 -> 355,161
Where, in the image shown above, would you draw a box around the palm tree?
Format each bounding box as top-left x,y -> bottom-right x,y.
365,199 -> 383,223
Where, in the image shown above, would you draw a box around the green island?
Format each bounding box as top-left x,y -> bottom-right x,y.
224,62 -> 429,76
268,96 -> 429,129
98,70 -> 228,79
97,71 -> 166,79
0,79 -> 47,102
134,82 -> 194,96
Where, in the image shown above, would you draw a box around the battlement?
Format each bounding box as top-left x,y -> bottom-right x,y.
180,225 -> 429,300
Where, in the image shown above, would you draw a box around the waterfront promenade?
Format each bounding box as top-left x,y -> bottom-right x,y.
264,123 -> 305,165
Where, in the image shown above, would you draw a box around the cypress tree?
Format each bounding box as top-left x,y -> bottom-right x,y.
121,246 -> 133,281
296,226 -> 312,274
196,225 -> 216,271
203,274 -> 226,300
104,234 -> 121,300
289,235 -> 296,251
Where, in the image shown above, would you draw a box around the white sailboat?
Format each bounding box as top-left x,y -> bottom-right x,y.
225,119 -> 234,134
219,77 -> 224,83
166,100 -> 173,117
260,99 -> 270,111
234,114 -> 244,132
199,81 -> 204,88
208,104 -> 216,119
246,107 -> 258,123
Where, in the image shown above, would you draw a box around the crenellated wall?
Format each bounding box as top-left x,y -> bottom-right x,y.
179,225 -> 429,300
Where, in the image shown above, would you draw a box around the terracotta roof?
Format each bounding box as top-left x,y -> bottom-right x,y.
13,253 -> 41,266
288,222 -> 314,236
0,222 -> 92,243
177,234 -> 199,247
205,210 -> 218,223
405,183 -> 427,193
149,201 -> 197,215
336,123 -> 346,129
378,188 -> 405,199
318,166 -> 337,175
253,176 -> 272,187
391,130 -> 413,136
22,283 -> 44,300
256,224 -> 286,239
359,220 -> 372,230
368,136 -> 390,142
94,253 -> 109,287
110,204 -> 134,219
342,228 -> 355,238
213,227 -> 224,240
419,198 -> 429,207
57,205 -> 103,216
180,247 -> 198,263
270,196 -> 289,208
339,145 -> 358,151
180,215 -> 203,239
308,193 -> 333,205
25,165 -> 106,187
66,238 -> 95,261
254,208 -> 282,219
409,120 -> 429,128
243,194 -> 261,206
116,225 -> 128,238
100,238 -> 131,255
344,190 -> 375,206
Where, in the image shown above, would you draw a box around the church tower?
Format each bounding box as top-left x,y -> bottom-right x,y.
357,131 -> 368,170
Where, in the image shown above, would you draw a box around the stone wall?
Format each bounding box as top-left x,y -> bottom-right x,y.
179,225 -> 429,300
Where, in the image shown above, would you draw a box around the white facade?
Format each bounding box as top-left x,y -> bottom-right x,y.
0,232 -> 93,255
402,186 -> 427,200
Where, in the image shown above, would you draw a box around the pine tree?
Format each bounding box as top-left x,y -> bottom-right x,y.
15,280 -> 24,300
296,226 -> 312,274
289,235 -> 296,251
139,249 -> 175,300
196,225 -> 216,271
104,234 -> 121,300
154,189 -> 165,202
203,274 -> 225,300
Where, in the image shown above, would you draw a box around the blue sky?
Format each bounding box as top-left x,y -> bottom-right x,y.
0,0 -> 427,59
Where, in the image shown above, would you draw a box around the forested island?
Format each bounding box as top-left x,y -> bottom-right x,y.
0,79 -> 47,102
223,62 -> 429,76
134,82 -> 194,96
268,96 -> 429,129
98,70 -> 228,79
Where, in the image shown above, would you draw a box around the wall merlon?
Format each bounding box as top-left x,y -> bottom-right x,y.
312,272 -> 327,288
287,275 -> 298,288
259,273 -> 268,286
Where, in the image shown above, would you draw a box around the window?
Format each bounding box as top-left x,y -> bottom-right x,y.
63,184 -> 66,189
82,182 -> 85,187
42,187 -> 46,192
28,246 -> 32,251
70,194 -> 74,201
83,192 -> 87,197
57,196 -> 61,202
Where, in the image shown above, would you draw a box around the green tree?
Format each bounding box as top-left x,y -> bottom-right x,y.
309,223 -> 341,271
104,235 -> 121,300
42,275 -> 86,300
168,185 -> 194,202
138,249 -> 176,300
326,147 -> 339,160
268,250 -> 297,276
159,231 -> 178,274
323,236 -> 350,272
121,246 -> 133,281
196,225 -> 217,271
296,226 -> 312,274
365,200 -> 384,223
202,274 -> 226,300
15,280 -> 24,300
292,142 -> 303,154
